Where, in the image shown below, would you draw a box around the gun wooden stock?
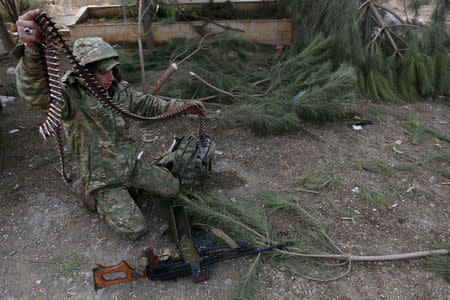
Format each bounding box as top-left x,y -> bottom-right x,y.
93,260 -> 144,290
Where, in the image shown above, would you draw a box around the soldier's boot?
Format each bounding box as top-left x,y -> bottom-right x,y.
72,179 -> 96,211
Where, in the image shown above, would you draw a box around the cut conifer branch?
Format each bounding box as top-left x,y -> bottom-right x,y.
178,194 -> 268,242
146,63 -> 178,94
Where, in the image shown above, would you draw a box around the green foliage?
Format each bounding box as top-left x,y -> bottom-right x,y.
354,160 -> 393,176
393,164 -> 416,172
120,1 -> 448,134
289,2 -> 449,103
424,128 -> 450,143
403,118 -> 449,145
110,0 -> 291,23
439,167 -> 450,179
431,0 -> 448,23
361,189 -> 393,208
332,204 -> 352,218
406,0 -> 430,18
405,119 -> 426,145
178,0 -> 290,21
295,173 -> 336,190
290,0 -> 358,51
176,191 -> 344,297
117,41 -> 184,84
221,35 -> 356,134
420,150 -> 450,173
427,255 -> 450,279
48,254 -> 82,277
231,256 -> 261,300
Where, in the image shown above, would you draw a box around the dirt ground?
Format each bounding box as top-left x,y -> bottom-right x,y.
0,43 -> 449,300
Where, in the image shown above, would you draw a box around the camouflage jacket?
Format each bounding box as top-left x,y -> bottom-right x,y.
16,53 -> 182,194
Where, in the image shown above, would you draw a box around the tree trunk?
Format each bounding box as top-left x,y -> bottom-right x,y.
0,13 -> 19,59
142,0 -> 154,49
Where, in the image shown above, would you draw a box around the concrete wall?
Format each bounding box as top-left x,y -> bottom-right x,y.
67,5 -> 292,44
69,19 -> 292,45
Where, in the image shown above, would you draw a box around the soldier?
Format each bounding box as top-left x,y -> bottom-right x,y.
15,9 -> 207,240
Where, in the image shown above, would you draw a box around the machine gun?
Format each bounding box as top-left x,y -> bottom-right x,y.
92,240 -> 293,289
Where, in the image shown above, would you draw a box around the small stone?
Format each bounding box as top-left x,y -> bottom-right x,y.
351,187 -> 360,193
0,96 -> 16,105
36,280 -> 42,284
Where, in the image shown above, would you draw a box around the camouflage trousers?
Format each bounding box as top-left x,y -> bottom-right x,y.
93,160 -> 179,240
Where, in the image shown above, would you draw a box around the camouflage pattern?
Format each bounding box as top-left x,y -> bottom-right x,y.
15,40 -> 184,240
73,37 -> 119,66
158,135 -> 215,187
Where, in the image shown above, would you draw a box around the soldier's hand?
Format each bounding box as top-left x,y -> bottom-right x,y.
16,9 -> 43,50
185,100 -> 206,117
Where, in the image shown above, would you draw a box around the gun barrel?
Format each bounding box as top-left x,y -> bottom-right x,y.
146,241 -> 293,282
205,241 -> 294,265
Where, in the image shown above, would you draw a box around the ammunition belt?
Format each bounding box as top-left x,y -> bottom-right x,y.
34,12 -> 206,184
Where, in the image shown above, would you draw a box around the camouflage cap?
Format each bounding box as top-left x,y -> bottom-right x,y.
73,37 -> 119,66
97,57 -> 120,72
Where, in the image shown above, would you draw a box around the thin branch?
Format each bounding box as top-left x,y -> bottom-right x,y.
385,23 -> 421,29
251,78 -> 270,86
275,248 -> 449,262
189,72 -> 239,98
357,4 -> 368,23
120,0 -> 139,37
189,72 -> 268,98
368,2 -> 404,58
137,0 -> 146,90
358,0 -> 371,11
176,33 -> 211,65
403,0 -> 409,22
373,1 -> 406,24
389,29 -> 409,48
